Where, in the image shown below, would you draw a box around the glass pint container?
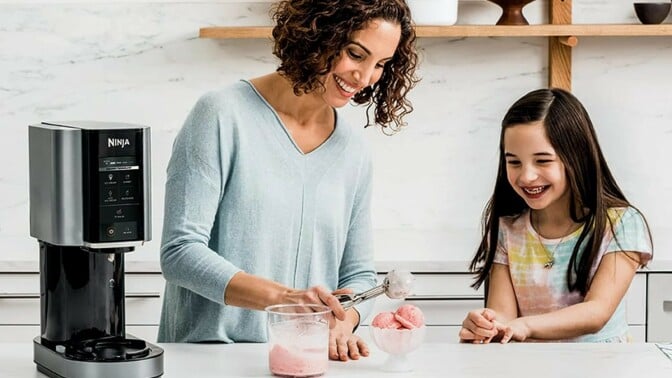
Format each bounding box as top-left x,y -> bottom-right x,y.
266,304 -> 330,378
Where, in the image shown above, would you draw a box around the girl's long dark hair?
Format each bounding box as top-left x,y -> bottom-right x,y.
470,88 -> 651,295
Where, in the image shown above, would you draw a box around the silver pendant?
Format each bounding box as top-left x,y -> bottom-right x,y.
544,260 -> 554,269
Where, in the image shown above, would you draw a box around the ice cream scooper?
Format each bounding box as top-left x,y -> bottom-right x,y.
335,270 -> 414,310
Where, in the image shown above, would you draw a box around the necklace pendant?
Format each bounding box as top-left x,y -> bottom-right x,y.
544,260 -> 554,269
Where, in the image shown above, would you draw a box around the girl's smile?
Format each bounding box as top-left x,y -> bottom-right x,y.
503,121 -> 570,214
522,185 -> 550,199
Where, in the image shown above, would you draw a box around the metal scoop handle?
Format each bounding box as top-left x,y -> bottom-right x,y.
333,270 -> 413,310
335,281 -> 387,310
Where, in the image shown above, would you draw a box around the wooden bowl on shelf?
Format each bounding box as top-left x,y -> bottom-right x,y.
487,0 -> 537,25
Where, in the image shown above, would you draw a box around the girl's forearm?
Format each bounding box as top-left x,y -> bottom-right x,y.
520,301 -> 611,340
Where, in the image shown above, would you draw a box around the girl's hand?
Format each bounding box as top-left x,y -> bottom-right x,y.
458,308 -> 499,343
497,318 -> 530,343
329,317 -> 369,361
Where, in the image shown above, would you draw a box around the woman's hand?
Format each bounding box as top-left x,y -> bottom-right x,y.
285,286 -> 346,325
283,287 -> 367,360
281,286 -> 353,328
458,308 -> 500,343
328,312 -> 369,361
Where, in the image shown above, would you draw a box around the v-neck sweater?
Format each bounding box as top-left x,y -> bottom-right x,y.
158,80 -> 377,343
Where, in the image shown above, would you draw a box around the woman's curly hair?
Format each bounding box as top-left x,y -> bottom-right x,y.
271,0 -> 419,132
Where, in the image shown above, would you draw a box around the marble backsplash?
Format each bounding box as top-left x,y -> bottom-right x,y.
1,1 -> 670,264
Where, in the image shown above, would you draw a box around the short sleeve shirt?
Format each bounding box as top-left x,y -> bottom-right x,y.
493,207 -> 652,342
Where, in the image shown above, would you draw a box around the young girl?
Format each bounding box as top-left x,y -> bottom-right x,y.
459,88 -> 653,343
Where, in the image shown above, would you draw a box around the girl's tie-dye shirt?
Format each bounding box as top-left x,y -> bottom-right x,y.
494,207 -> 652,342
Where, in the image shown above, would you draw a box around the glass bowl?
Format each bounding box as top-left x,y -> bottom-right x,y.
369,325 -> 426,372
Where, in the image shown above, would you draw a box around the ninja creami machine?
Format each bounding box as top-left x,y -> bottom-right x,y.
29,121 -> 164,378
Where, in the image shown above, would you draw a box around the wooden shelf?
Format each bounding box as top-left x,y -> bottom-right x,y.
418,24 -> 672,37
200,26 -> 273,39
199,24 -> 672,39
197,1 -> 672,91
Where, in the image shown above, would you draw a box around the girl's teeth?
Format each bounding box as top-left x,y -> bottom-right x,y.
524,186 -> 545,194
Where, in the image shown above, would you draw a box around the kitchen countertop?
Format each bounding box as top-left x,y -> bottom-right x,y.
1,341 -> 671,377
2,259 -> 672,273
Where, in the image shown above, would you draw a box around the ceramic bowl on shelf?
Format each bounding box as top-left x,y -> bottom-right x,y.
407,0 -> 458,25
487,0 -> 537,25
633,2 -> 671,24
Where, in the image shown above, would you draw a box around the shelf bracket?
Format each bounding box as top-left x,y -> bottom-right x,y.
549,0 -> 573,91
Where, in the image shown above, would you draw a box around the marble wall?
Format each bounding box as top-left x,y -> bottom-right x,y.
1,0 -> 671,264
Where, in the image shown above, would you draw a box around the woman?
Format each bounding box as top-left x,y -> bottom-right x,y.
158,0 -> 418,361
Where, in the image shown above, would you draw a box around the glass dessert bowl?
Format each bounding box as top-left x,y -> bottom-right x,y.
369,325 -> 426,372
369,304 -> 427,372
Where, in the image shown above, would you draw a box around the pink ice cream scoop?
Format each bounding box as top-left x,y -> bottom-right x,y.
372,304 -> 425,330
371,312 -> 403,329
369,305 -> 426,372
393,304 -> 425,329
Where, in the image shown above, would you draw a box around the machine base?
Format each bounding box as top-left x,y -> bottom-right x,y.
33,336 -> 164,378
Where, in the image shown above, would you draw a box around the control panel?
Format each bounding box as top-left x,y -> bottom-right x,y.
83,129 -> 146,243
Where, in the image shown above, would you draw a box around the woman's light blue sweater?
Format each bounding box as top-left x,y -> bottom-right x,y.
158,81 -> 377,343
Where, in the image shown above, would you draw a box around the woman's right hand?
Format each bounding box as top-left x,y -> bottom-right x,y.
458,308 -> 501,343
282,286 -> 352,328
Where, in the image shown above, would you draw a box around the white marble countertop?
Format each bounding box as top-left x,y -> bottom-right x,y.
1,341 -> 671,378
2,259 -> 672,274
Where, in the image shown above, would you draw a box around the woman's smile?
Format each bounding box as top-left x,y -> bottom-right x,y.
333,75 -> 358,97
